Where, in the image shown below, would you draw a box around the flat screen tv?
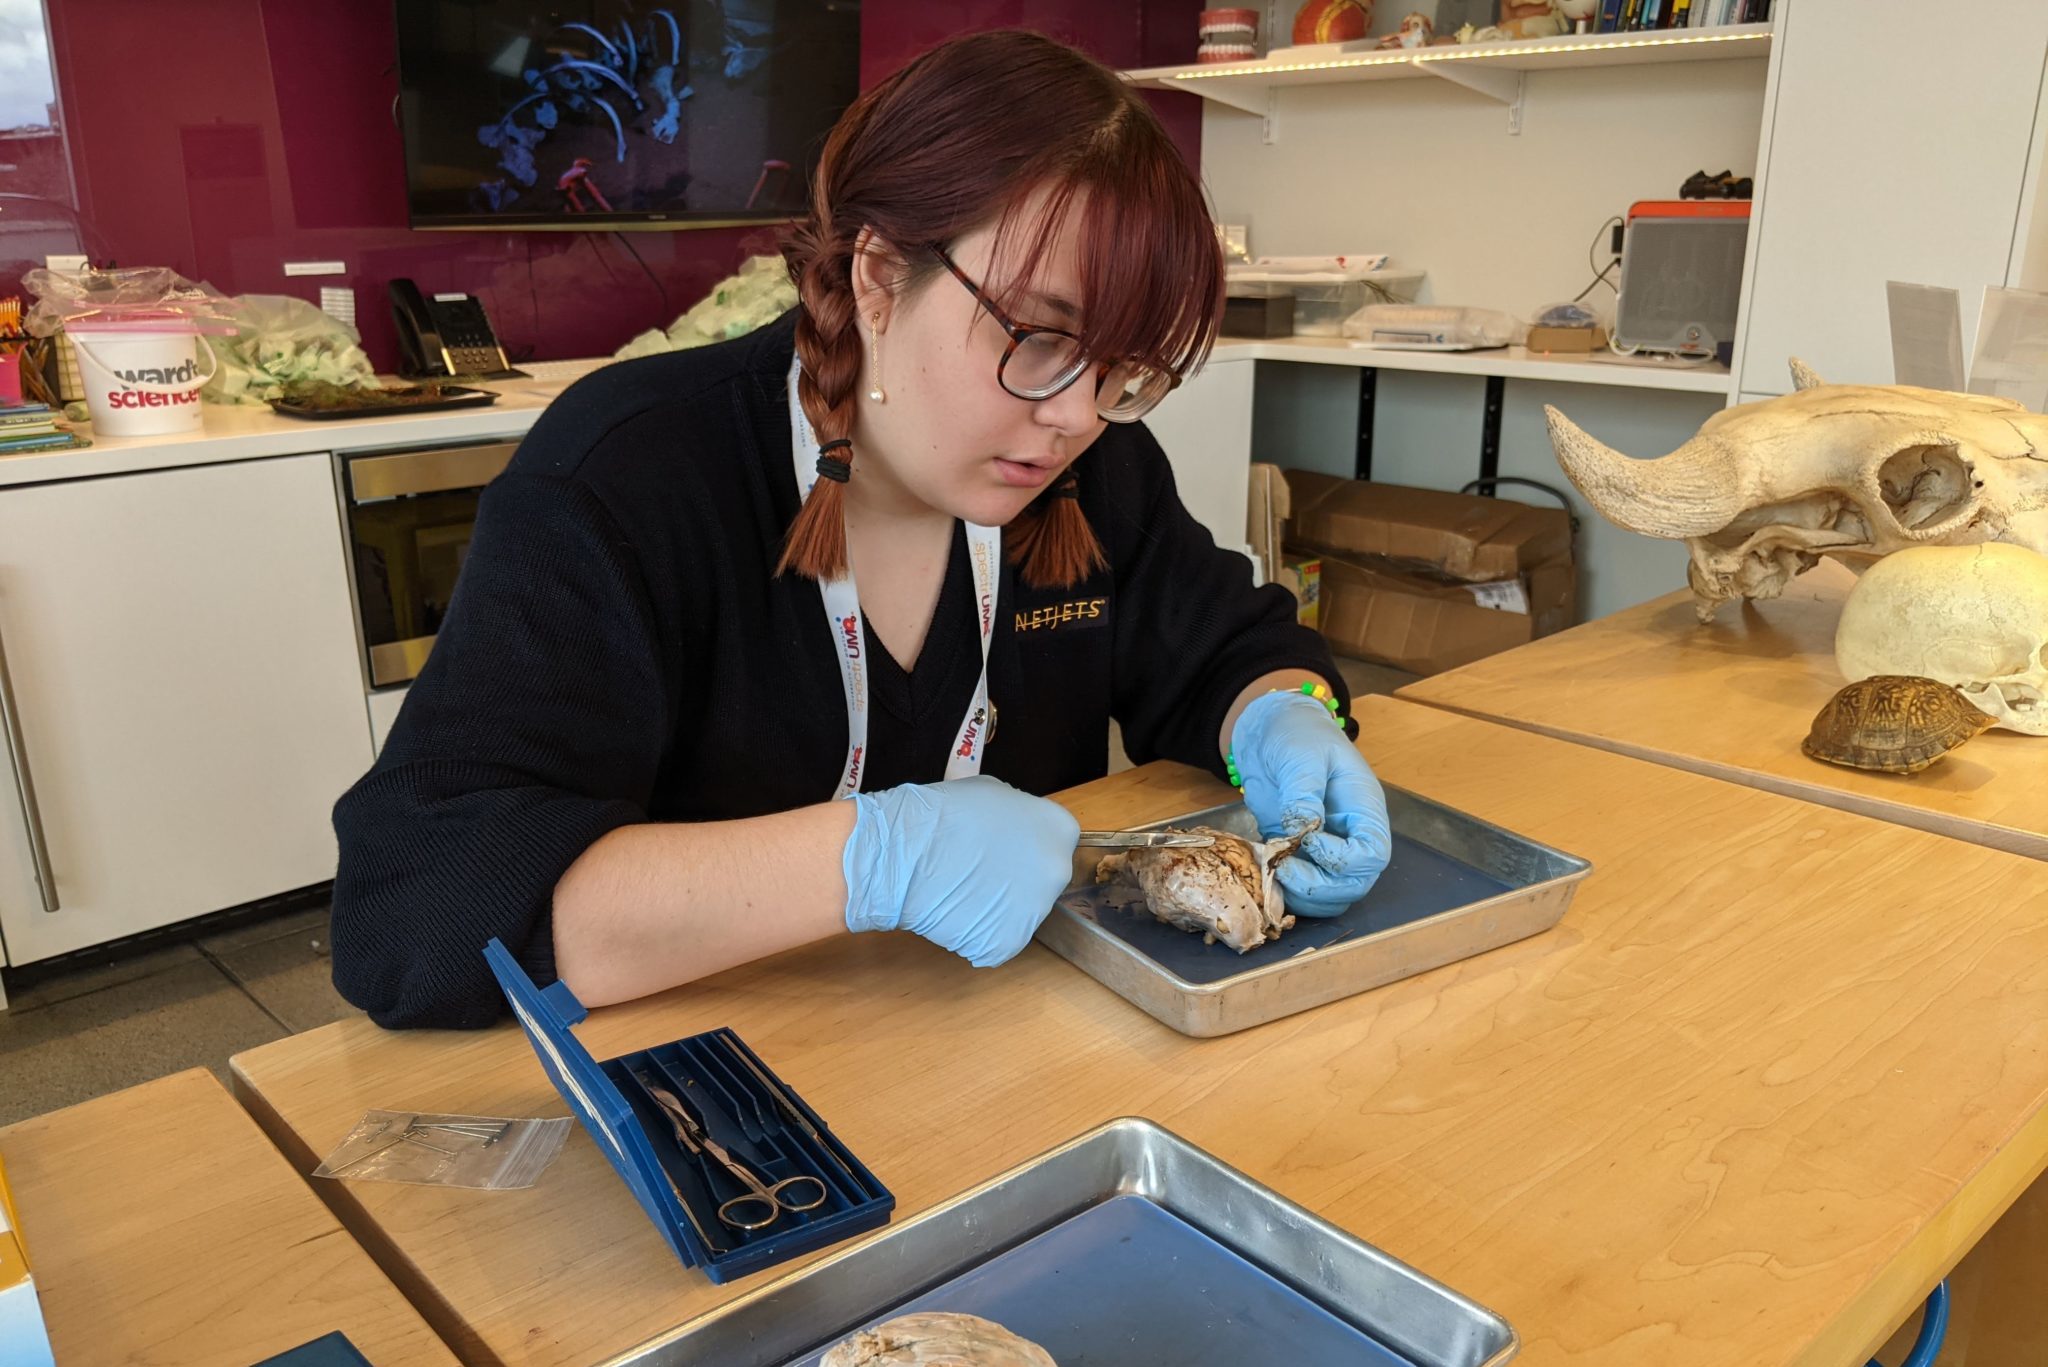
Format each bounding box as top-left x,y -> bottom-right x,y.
393,1 -> 860,229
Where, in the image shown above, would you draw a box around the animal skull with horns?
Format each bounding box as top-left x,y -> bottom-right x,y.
1545,359 -> 2048,620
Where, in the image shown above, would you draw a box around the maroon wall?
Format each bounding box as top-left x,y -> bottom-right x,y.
5,1 -> 1202,370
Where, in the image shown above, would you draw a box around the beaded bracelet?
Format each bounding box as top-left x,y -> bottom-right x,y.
1225,680 -> 1346,788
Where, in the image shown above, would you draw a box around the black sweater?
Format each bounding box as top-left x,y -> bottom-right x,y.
331,311 -> 1346,1029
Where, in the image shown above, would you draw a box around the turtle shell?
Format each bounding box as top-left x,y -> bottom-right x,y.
1802,675 -> 1996,774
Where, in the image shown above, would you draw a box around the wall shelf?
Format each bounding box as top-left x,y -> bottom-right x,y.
1126,24 -> 1773,136
1213,335 -> 1733,395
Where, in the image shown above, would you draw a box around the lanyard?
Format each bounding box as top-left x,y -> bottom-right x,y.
788,358 -> 1000,799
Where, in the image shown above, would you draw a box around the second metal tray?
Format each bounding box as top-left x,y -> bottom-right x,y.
1042,788 -> 1590,1036
268,383 -> 499,420
603,1117 -> 1517,1366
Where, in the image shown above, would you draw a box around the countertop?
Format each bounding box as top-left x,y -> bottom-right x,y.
0,368 -> 600,488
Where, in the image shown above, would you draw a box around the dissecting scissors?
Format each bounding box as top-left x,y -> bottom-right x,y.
642,1080 -> 829,1232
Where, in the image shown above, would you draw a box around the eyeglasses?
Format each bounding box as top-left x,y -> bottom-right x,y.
931,244 -> 1179,423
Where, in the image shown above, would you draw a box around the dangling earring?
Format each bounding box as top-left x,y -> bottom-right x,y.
867,311 -> 887,403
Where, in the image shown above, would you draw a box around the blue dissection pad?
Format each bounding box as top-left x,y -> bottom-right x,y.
785,1194 -> 1419,1367
1067,833 -> 1510,985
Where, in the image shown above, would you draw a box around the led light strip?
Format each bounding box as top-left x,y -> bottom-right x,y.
1160,28 -> 1768,81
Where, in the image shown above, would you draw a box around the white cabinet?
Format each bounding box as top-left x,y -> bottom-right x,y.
367,686 -> 407,755
1733,0 -> 2048,395
1142,357 -> 1257,562
0,453 -> 374,965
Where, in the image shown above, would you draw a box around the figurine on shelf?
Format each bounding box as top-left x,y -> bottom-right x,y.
1456,1 -> 1569,41
1375,12 -> 1437,47
1495,0 -> 1567,38
1557,0 -> 1600,30
1291,0 -> 1372,46
1197,7 -> 1261,63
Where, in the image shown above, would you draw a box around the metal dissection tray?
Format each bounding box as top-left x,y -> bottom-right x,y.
1040,789 -> 1590,1037
603,1117 -> 1517,1367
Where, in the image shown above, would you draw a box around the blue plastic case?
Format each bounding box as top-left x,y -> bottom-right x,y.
484,939 -> 894,1283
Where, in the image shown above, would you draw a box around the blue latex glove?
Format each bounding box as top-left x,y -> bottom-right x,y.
1230,689 -> 1392,917
843,774 -> 1080,967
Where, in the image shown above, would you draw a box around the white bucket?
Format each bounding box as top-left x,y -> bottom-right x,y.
67,322 -> 218,438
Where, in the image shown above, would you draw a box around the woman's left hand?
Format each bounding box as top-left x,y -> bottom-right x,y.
1230,690 -> 1392,917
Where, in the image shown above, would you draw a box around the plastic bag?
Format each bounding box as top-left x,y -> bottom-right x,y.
20,265 -> 235,337
615,254 -> 798,360
313,1109 -> 572,1189
1530,300 -> 1604,329
203,294 -> 376,407
1342,303 -> 1520,350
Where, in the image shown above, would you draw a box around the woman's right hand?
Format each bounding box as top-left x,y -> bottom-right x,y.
843,775 -> 1081,967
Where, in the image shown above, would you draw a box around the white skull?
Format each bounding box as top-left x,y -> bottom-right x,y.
1545,360 -> 2048,621
1835,543 -> 2048,735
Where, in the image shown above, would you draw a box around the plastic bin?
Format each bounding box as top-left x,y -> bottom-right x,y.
1225,266 -> 1426,336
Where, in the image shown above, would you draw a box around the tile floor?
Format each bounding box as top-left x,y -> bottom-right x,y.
0,904 -> 356,1127
0,656 -> 1417,1128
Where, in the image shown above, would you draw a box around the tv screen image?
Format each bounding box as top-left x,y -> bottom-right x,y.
394,1 -> 859,228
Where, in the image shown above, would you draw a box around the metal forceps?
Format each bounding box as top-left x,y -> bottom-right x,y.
642,1081 -> 828,1232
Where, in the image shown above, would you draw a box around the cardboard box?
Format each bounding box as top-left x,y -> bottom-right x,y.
1280,471 -> 1576,674
1283,471 -> 1573,584
1309,550 -> 1574,675
1525,323 -> 1609,354
1281,553 -> 1320,629
0,1150 -> 56,1367
1245,462 -> 1291,586
1249,466 -> 1322,627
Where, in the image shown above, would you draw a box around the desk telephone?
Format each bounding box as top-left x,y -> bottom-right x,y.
389,278 -> 524,380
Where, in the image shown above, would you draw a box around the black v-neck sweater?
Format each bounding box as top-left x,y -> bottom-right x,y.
331,311 -> 1346,1028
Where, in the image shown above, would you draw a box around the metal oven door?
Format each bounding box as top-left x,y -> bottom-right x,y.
342,441 -> 517,688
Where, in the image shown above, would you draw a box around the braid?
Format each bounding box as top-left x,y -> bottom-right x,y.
775,221 -> 866,580
1006,474 -> 1106,589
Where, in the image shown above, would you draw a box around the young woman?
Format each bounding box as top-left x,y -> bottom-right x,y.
332,29 -> 1390,1030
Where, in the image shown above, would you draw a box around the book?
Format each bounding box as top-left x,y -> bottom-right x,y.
0,432 -> 83,456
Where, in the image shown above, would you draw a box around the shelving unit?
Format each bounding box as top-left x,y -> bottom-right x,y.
1127,23 -> 1772,136
1212,335 -> 1733,394
1137,8 -> 1800,619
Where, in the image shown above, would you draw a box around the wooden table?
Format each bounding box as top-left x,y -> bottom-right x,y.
0,1068 -> 455,1366
230,697 -> 2048,1367
1398,559 -> 2048,861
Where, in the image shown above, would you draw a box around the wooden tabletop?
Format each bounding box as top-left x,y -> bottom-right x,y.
0,1068 -> 455,1366
1398,559 -> 2048,861
229,696 -> 2048,1367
